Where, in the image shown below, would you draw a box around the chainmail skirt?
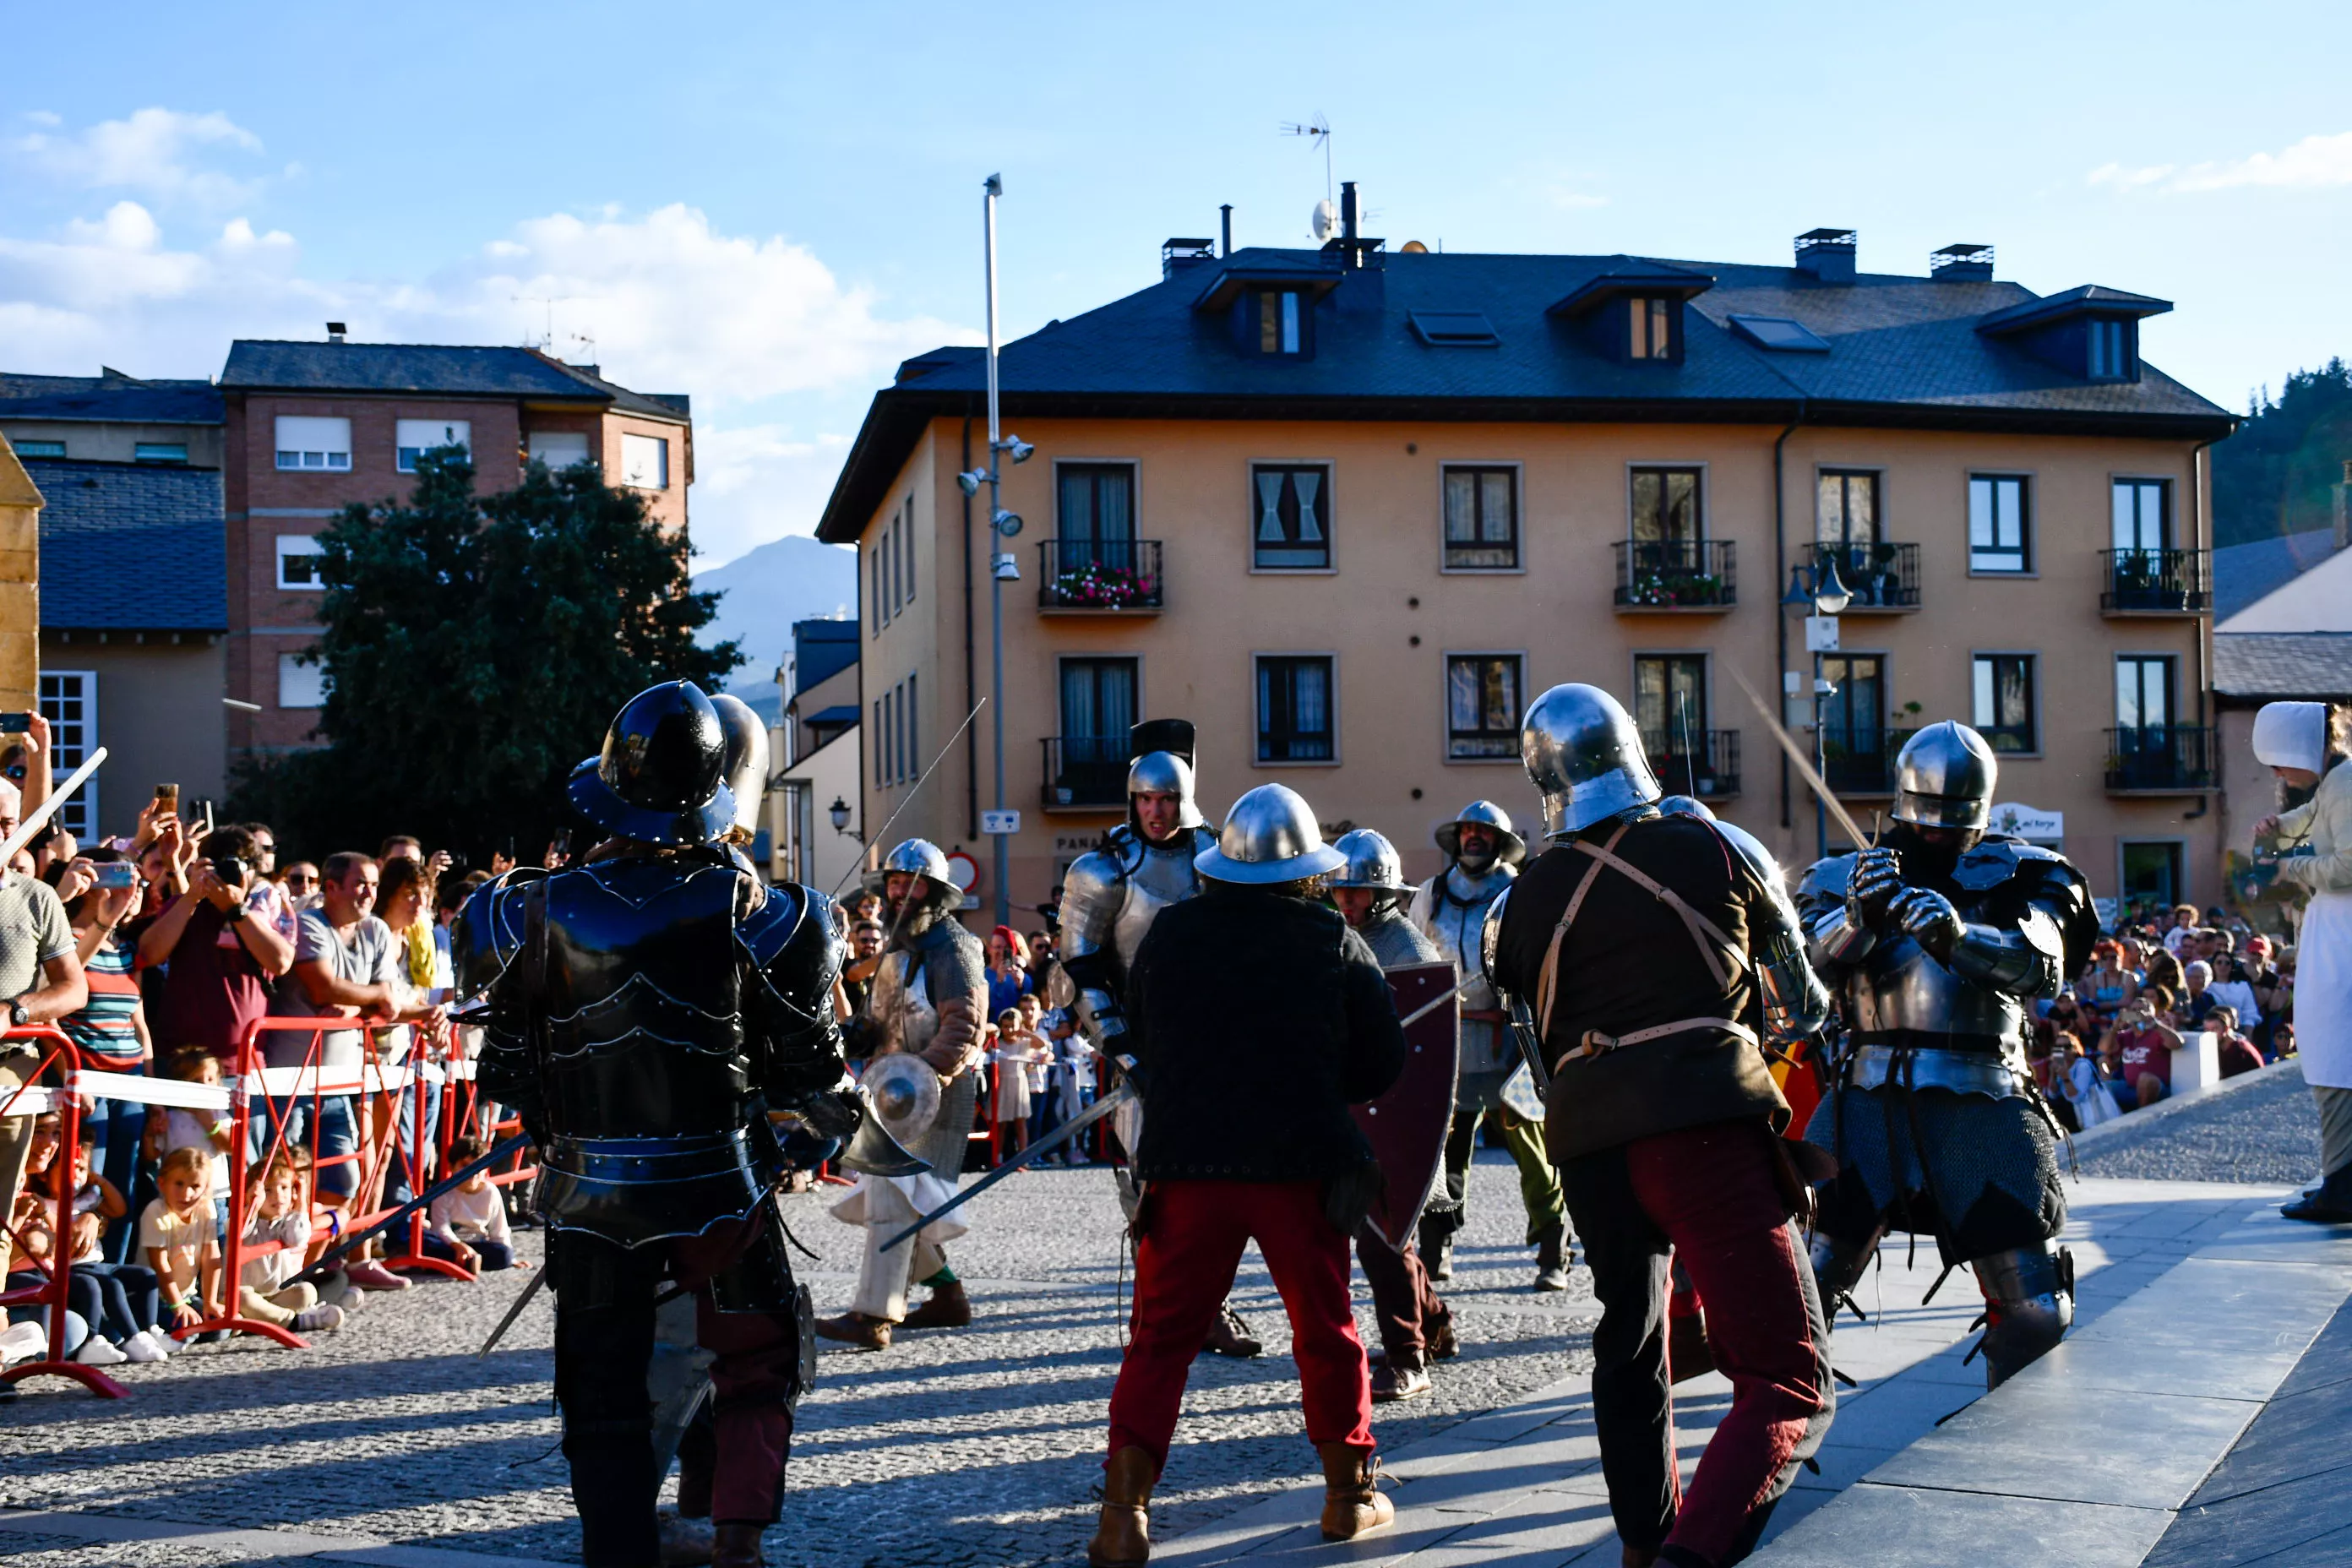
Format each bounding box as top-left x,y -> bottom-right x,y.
1805,1086 -> 2063,1263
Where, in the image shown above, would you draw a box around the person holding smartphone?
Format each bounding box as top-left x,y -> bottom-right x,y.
136,825 -> 295,1070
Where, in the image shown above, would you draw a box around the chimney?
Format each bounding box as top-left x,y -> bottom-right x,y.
1220,204 -> 1233,258
1340,181 -> 1361,242
1930,243 -> 1995,281
1794,229 -> 1856,285
325,321 -> 347,342
2334,460 -> 2352,553
1160,237 -> 1217,279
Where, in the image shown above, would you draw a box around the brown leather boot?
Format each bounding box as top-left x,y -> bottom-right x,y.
1199,1302 -> 1262,1358
812,1311 -> 892,1351
901,1280 -> 972,1329
1086,1446 -> 1157,1565
710,1521 -> 765,1568
1316,1443 -> 1394,1542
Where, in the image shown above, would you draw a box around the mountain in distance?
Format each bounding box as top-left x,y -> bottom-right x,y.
692,535 -> 858,725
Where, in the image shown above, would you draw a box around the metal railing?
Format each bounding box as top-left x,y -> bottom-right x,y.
1613,539 -> 1736,608
1821,727 -> 1919,795
1642,728 -> 1741,799
1040,736 -> 1129,809
1811,540 -> 1919,610
2104,727 -> 2218,792
2100,548 -> 2211,614
1037,538 -> 1163,612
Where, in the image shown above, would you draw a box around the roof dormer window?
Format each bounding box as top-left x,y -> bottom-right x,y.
1548,261 -> 1711,367
1257,289 -> 1309,357
1975,285 -> 2166,385
2088,317 -> 2135,381
1629,297 -> 1675,361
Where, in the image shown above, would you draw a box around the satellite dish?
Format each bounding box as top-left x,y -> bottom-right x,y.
1311,199 -> 1339,242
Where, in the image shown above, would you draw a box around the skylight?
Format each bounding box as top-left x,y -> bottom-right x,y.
1728,313 -> 1830,353
1408,310 -> 1500,347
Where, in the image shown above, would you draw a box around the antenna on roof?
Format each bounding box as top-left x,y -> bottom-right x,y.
510,293 -> 574,351
1279,112 -> 1334,232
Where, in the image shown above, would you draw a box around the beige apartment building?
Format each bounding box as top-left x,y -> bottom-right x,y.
818,227 -> 2235,917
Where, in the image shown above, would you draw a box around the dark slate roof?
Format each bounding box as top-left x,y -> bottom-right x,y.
2213,633 -> 2352,700
2214,530 -> 2341,622
25,458 -> 226,632
819,246 -> 2235,542
1974,284 -> 2174,335
0,371 -> 222,426
218,342 -> 688,422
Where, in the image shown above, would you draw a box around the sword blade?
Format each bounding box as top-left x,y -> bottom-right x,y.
1725,666 -> 1873,848
879,1081 -> 1135,1252
0,746 -> 106,868
292,1131 -> 531,1287
476,1264 -> 550,1358
1396,981 -> 1462,1032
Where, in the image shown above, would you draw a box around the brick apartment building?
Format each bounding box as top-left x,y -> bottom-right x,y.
219,330 -> 693,755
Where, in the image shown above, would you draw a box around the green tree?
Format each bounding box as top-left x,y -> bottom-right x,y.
2211,358 -> 2352,547
231,449 -> 740,859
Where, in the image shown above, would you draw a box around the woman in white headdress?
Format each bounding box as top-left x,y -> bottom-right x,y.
2251,700 -> 2352,1221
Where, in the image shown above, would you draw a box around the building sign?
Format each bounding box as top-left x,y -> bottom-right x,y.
1989,803 -> 2063,842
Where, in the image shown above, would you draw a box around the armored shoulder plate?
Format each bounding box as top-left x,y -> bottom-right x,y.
1057,847 -> 1125,962
1478,882 -> 1515,994
1797,852 -> 1858,906
452,868 -> 544,1004
739,882 -> 847,1097
1710,818 -> 1789,900
1952,836 -> 2049,891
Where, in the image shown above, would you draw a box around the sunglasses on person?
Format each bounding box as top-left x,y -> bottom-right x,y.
285,873 -> 316,888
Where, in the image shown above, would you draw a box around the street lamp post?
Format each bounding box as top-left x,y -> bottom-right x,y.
968,175 -> 1034,928
1782,550 -> 1853,858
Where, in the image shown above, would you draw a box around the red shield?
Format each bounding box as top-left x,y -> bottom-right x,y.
1351,961 -> 1462,1251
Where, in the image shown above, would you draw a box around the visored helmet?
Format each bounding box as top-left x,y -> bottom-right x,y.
567,681 -> 736,848
1330,828 -> 1414,905
1435,799 -> 1527,868
1892,721 -> 1996,832
1127,751 -> 1206,830
1521,683 -> 1662,841
709,693 -> 770,841
1195,784 -> 1348,885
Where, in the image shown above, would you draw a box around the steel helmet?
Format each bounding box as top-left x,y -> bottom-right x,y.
709,692 -> 770,841
1434,799 -> 1527,867
1330,828 -> 1414,903
1892,721 -> 1997,832
863,837 -> 960,912
566,681 -> 737,847
1195,785 -> 1348,885
1520,683 -> 1662,840
1127,751 -> 1206,830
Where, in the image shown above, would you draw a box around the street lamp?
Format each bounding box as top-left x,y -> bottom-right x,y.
828,796 -> 859,839
1781,553 -> 1854,856
977,172 -> 1031,928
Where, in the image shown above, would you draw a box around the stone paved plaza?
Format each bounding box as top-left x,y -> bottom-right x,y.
0,1152 -> 1594,1567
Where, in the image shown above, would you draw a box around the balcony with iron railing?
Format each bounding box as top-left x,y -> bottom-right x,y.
1642,728 -> 1741,799
1820,727 -> 1919,796
2104,727 -> 2218,793
1037,538 -> 1163,613
1613,539 -> 1735,612
1040,736 -> 1129,811
2100,548 -> 2211,616
1810,540 -> 1919,612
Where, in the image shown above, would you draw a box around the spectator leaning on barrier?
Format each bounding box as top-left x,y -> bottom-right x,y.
57,848 -> 152,1261
0,774 -> 90,1353
138,825 -> 295,1063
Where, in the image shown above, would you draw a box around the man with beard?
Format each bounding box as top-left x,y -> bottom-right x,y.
1059,721 -> 1260,1358
1086,787 -> 1406,1567
815,839 -> 988,1351
1485,685 -> 1835,1568
1328,828 -> 1456,1403
1797,721 -> 2098,1387
457,681 -> 852,1568
1408,800 -> 1570,1291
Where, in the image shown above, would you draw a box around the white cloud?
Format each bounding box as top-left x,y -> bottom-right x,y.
12,107 -> 269,207
2089,131 -> 2352,194
687,424 -> 858,564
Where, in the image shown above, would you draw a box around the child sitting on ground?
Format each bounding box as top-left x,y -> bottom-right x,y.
43,1139 -> 173,1364
145,1046 -> 235,1238
424,1135 -> 525,1274
238,1155 -> 345,1333
139,1147 -> 224,1340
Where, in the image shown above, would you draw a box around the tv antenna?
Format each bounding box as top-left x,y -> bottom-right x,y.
511,292 -> 574,351
1280,112 -> 1335,236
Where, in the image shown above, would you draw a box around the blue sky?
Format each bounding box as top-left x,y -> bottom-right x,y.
4,0 -> 2348,564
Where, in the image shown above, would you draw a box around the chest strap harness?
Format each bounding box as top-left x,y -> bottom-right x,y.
1533,822 -> 1755,1072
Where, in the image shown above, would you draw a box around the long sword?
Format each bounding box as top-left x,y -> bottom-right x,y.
879,1080 -> 1135,1252
0,746 -> 107,867
830,699 -> 988,898
1725,667 -> 1872,848
477,1266 -> 550,1358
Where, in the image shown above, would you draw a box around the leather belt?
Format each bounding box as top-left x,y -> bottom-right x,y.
1848,1043 -> 2025,1099
1555,1015 -> 1755,1070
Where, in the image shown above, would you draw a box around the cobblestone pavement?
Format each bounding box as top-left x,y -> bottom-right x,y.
2077,1059 -> 2322,1185
2,1152 -> 1594,1567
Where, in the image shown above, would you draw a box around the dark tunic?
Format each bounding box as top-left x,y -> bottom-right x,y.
1491,813 -> 1786,1162
1126,884 -> 1406,1183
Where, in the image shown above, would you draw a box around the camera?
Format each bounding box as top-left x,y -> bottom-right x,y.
211,853 -> 251,887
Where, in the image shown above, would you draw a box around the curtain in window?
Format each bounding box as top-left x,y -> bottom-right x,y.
1256,471 -> 1286,544
1293,470 -> 1323,542
1820,656 -> 1883,754
1816,472 -> 1877,548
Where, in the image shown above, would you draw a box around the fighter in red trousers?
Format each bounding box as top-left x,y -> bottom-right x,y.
1487,685 -> 1837,1568
1086,785 -> 1407,1567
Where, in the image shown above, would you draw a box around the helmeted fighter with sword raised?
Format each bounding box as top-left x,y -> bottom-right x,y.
1795,721 -> 2099,1388
1057,719 -> 1261,1358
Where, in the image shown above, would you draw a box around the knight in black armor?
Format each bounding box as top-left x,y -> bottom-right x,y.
814,838 -> 988,1352
1329,829 -> 1457,1403
457,682 -> 853,1568
1408,801 -> 1571,1292
1797,721 -> 2099,1388
1058,720 -> 1261,1359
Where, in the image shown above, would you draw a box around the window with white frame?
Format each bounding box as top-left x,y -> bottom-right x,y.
395,418 -> 472,472
37,672 -> 95,841
1252,465 -> 1331,569
276,534 -> 324,591
1442,466 -> 1519,569
278,652 -> 329,710
528,430 -> 591,471
274,416 -> 351,471
621,433 -> 670,489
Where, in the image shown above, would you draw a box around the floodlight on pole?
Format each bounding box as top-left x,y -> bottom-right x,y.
983,172 -> 1011,928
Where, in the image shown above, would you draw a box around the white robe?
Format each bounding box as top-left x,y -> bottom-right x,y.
2278,763 -> 2352,1088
